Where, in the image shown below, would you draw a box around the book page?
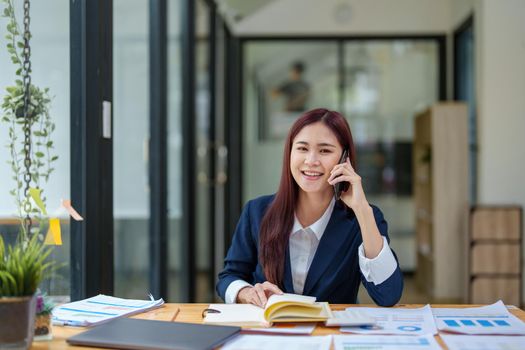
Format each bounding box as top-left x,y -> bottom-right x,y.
265,293 -> 316,309
203,304 -> 268,327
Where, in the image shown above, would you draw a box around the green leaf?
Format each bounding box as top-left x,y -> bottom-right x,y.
35,152 -> 44,158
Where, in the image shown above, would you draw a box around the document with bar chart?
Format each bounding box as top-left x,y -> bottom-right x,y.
340,305 -> 438,335
432,300 -> 525,335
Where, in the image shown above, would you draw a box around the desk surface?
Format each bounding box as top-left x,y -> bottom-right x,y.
32,303 -> 525,350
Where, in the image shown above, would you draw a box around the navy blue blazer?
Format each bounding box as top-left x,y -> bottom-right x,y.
216,195 -> 403,306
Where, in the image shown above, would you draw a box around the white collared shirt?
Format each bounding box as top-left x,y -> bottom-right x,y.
224,198 -> 398,303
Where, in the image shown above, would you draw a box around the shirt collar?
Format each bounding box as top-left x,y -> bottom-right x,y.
292,197 -> 336,240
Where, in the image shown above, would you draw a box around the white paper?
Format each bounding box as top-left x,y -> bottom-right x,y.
432,300 -> 525,335
441,334 -> 525,350
340,305 -> 438,335
221,335 -> 332,350
333,334 -> 441,350
52,294 -> 164,327
245,323 -> 316,334
325,309 -> 376,327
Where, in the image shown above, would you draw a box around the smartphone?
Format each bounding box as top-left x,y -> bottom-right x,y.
333,149 -> 350,200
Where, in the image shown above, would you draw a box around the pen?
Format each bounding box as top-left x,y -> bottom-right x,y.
170,307 -> 180,321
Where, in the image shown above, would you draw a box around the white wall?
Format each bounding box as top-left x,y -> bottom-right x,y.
234,0 -> 451,35
451,0 -> 525,209
476,0 -> 525,210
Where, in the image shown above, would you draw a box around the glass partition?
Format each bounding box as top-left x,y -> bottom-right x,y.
113,0 -> 150,298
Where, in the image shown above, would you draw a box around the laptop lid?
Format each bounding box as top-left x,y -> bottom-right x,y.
67,318 -> 241,350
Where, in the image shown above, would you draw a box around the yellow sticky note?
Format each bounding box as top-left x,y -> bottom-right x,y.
29,187 -> 47,215
44,218 -> 62,246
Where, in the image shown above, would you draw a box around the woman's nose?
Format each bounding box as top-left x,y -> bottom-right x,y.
304,152 -> 320,165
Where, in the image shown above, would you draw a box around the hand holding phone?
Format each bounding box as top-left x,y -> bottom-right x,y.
333,149 -> 350,200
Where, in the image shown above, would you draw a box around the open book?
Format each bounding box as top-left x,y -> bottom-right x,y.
203,293 -> 333,327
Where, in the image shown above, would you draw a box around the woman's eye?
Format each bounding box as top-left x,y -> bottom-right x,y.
320,149 -> 332,154
297,147 -> 307,151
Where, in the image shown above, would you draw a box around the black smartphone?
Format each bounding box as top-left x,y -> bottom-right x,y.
333,149 -> 350,200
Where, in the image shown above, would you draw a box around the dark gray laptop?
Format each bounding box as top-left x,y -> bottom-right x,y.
67,318 -> 241,350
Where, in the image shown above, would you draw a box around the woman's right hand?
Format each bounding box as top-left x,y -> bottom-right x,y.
236,281 -> 283,308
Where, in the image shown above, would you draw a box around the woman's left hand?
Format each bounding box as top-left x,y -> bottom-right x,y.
327,157 -> 368,210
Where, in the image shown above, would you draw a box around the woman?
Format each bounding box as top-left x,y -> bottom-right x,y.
216,108 -> 403,307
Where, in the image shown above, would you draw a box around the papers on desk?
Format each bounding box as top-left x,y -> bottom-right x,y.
441,334 -> 525,350
244,323 -> 316,335
52,294 -> 164,327
432,300 -> 525,335
340,305 -> 438,335
333,334 -> 441,350
221,334 -> 332,350
325,309 -> 376,327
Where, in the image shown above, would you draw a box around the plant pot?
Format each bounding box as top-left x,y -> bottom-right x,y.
0,295 -> 36,349
34,313 -> 52,341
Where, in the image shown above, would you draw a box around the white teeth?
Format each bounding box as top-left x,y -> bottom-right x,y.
303,171 -> 322,176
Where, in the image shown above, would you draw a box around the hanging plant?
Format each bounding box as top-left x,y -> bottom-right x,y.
1,0 -> 58,241
0,0 -> 63,299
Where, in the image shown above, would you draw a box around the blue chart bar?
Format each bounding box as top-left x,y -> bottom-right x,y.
460,320 -> 475,326
494,320 -> 510,326
444,320 -> 460,327
477,320 -> 494,327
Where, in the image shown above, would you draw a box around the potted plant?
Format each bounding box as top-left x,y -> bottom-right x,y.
0,0 -> 60,348
34,291 -> 55,340
0,233 -> 56,347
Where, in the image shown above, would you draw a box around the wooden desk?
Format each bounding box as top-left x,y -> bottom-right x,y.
32,304 -> 525,350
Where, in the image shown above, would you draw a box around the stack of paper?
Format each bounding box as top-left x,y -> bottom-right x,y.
52,294 -> 164,327
441,334 -> 525,350
221,334 -> 332,350
340,305 -> 438,335
432,300 -> 525,335
333,334 -> 441,350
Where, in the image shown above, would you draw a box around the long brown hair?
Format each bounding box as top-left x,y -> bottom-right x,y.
258,108 -> 356,287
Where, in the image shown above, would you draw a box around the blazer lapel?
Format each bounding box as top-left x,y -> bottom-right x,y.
302,204 -> 354,295
283,242 -> 294,293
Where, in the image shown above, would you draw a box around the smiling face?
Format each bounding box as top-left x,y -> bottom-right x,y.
290,122 -> 343,196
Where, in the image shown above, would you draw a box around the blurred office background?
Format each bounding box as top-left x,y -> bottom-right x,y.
0,0 -> 524,305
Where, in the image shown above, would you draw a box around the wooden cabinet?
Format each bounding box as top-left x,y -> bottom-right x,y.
413,103 -> 469,302
469,207 -> 522,306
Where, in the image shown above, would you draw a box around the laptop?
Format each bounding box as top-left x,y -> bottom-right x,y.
67,318 -> 241,350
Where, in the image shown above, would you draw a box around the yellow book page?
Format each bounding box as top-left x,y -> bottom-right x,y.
264,295 -> 332,323
264,293 -> 316,318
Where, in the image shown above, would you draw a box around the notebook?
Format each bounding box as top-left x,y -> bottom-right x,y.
67,318 -> 241,350
203,293 -> 332,327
